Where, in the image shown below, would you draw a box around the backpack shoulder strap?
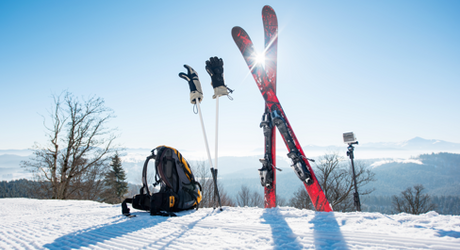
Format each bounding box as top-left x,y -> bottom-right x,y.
141,148 -> 161,195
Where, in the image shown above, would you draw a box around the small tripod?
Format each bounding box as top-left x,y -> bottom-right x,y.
347,142 -> 361,212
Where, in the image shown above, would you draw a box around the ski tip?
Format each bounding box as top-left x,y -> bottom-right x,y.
231,26 -> 251,43
262,5 -> 276,15
231,26 -> 239,37
231,26 -> 244,36
263,5 -> 274,12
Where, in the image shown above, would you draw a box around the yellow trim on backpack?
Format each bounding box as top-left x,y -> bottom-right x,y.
161,146 -> 193,179
169,196 -> 175,208
161,145 -> 203,205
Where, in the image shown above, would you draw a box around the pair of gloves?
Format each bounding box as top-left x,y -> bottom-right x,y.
179,57 -> 230,104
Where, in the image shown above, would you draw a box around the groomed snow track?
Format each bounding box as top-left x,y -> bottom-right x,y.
1,199 -> 459,249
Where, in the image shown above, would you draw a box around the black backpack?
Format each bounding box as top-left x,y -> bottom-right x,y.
122,146 -> 202,216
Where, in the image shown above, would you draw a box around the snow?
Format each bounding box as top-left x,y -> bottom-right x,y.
120,153 -> 148,163
370,159 -> 424,168
1,199 -> 459,249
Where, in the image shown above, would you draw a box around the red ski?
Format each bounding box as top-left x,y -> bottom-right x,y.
260,5 -> 278,208
232,25 -> 332,212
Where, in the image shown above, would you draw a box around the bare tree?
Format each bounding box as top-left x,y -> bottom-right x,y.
126,184 -> 142,198
234,185 -> 263,208
218,186 -> 235,207
392,184 -> 436,214
289,186 -> 313,210
249,190 -> 263,208
236,185 -> 251,207
68,161 -> 107,200
191,161 -> 234,208
276,195 -> 288,207
314,152 -> 375,212
21,92 -> 118,200
191,161 -> 213,208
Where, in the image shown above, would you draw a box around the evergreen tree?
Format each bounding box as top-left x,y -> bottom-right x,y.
102,153 -> 128,204
0,179 -> 51,199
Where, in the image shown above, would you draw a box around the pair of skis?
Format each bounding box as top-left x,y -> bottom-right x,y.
232,5 -> 332,212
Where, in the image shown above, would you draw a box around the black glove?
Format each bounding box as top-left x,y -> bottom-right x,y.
206,57 -> 233,99
206,57 -> 225,88
179,65 -> 203,104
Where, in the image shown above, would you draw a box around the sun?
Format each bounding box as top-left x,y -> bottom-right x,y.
255,52 -> 265,65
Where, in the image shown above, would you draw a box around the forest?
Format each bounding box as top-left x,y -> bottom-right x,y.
2,178 -> 459,215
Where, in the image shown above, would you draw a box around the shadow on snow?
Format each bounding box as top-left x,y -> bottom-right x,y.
43,210 -> 209,249
261,208 -> 348,250
435,229 -> 460,239
261,209 -> 304,249
311,212 -> 348,250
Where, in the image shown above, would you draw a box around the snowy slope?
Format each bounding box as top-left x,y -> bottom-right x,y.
1,199 -> 459,249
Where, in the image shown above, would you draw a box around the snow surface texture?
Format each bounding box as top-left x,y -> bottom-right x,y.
1,199 -> 459,249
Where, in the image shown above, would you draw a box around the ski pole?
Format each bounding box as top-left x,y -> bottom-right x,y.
214,97 -> 219,172
179,64 -> 222,210
196,100 -> 214,176
206,56 -> 232,210
214,97 -> 220,207
196,100 -> 222,210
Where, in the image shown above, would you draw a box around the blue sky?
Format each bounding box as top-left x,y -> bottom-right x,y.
1,0 -> 459,158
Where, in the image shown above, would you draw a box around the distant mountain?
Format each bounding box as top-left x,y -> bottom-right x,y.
359,137 -> 460,151
0,154 -> 31,180
2,138 -> 460,198
0,149 -> 33,156
220,152 -> 460,200
362,152 -> 460,196
301,137 -> 460,159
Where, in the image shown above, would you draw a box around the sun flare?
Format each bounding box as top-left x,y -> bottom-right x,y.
255,52 -> 265,65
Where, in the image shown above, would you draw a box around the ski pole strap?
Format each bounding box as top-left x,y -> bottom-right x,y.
193,103 -> 198,114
